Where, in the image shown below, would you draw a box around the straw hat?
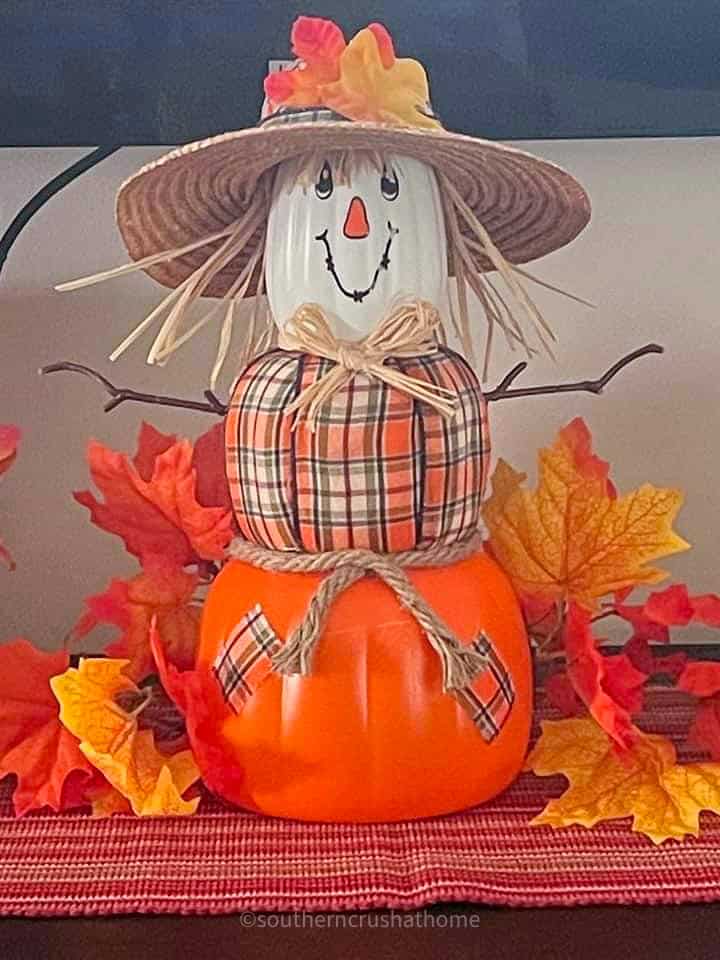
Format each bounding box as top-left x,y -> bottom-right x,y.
115,16 -> 590,300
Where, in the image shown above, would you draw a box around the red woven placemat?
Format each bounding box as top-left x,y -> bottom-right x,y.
1,691 -> 719,916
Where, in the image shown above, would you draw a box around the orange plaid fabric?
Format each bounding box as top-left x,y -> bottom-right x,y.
225,347 -> 490,552
450,635 -> 515,741
212,604 -> 514,739
212,604 -> 281,713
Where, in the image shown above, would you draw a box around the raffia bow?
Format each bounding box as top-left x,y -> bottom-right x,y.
279,300 -> 458,430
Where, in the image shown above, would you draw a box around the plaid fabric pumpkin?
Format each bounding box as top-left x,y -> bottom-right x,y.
225,346 -> 490,552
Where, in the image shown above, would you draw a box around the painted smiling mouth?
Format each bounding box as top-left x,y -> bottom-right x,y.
314,222 -> 399,303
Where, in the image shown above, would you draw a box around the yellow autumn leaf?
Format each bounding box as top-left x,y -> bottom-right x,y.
51,658 -> 199,817
324,28 -> 440,129
482,425 -> 690,610
526,716 -> 720,844
85,780 -> 132,818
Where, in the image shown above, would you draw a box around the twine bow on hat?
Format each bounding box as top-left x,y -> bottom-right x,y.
279,299 -> 458,429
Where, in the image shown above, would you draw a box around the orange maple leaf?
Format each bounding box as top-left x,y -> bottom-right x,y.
73,557 -> 201,681
132,422 -> 176,479
0,424 -> 21,570
0,639 -> 94,816
527,716 -> 720,844
51,658 -> 200,817
482,419 -> 690,610
75,423 -> 233,566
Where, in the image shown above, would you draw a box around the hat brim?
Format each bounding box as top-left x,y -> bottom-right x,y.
116,120 -> 591,299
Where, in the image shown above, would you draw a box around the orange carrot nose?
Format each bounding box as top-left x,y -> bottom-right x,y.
343,196 -> 370,239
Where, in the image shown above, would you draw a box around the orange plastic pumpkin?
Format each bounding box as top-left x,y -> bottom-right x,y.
198,547 -> 531,822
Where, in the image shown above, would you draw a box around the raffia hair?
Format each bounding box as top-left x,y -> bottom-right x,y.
57,149 -> 572,386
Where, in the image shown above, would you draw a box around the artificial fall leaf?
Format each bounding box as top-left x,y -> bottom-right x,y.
264,16 -> 345,106
0,639 -> 94,816
545,672 -> 585,717
74,424 -> 233,566
557,417 -> 615,497
324,26 -> 438,129
51,658 -> 200,817
616,584 -> 720,643
84,779 -> 132,817
614,601 -> 670,643
562,602 -> 641,749
132,422 -> 176,480
151,623 -> 244,802
482,419 -> 690,610
602,654 -> 649,714
527,716 -> 720,844
73,557 -> 201,681
547,654 -> 648,720
0,424 -> 20,477
679,660 -> 720,760
692,594 -> 720,627
687,701 -> 720,760
0,424 -> 21,570
678,661 -> 720,698
192,421 -> 232,513
265,16 -> 439,129
643,584 -> 694,626
623,635 -> 687,682
521,595 -> 562,646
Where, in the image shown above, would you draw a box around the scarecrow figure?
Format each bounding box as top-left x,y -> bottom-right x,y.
45,17 -> 661,821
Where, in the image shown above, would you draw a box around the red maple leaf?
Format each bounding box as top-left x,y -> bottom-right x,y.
547,653 -> 647,719
74,557 -> 201,681
687,700 -> 720,759
0,639 -> 94,815
623,635 -> 687,680
677,661 -> 720,759
602,654 -> 649,714
74,423 -> 233,566
614,602 -> 670,643
678,661 -> 720,698
643,584 -> 694,626
545,672 -> 585,716
615,584 -> 720,641
264,16 -> 345,106
192,421 -> 232,513
563,602 -> 641,750
692,594 -> 720,628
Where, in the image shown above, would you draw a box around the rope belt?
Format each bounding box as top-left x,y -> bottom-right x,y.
229,530 -> 489,692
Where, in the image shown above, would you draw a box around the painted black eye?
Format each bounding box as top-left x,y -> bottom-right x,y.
315,161 -> 333,200
380,167 -> 399,201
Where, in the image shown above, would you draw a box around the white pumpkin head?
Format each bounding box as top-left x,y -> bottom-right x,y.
265,152 -> 447,340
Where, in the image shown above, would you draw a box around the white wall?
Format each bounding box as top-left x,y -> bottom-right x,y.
1,139 -> 718,648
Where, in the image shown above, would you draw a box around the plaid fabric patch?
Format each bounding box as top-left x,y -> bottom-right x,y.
451,634 -> 515,742
226,347 -> 490,552
212,604 -> 281,713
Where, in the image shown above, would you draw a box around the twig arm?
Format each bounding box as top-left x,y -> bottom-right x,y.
485,343 -> 663,402
40,361 -> 228,416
